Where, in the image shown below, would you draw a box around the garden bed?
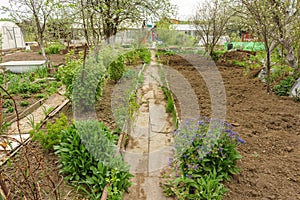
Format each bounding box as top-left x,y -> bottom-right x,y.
159,53 -> 300,199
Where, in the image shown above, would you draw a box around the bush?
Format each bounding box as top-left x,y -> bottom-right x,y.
162,117 -> 244,199
109,55 -> 125,82
54,120 -> 133,199
30,113 -> 68,150
136,48 -> 151,64
274,76 -> 295,96
38,44 -> 65,55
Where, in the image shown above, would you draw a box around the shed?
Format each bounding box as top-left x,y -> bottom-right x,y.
0,21 -> 25,50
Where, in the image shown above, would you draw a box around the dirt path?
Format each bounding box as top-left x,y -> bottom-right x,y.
160,54 -> 300,200
123,52 -> 174,200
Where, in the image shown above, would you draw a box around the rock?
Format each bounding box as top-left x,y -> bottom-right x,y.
267,195 -> 276,200
231,122 -> 240,127
286,146 -> 294,152
250,190 -> 260,197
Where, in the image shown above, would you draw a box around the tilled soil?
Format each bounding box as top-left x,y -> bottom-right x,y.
2,51 -> 66,67
160,54 -> 300,200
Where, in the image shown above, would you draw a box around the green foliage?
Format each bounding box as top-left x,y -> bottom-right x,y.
157,29 -> 195,47
109,55 -> 125,82
21,93 -> 31,99
34,93 -> 46,99
38,44 -> 65,55
123,48 -> 151,65
2,99 -> 13,108
274,76 -> 295,96
163,168 -> 227,200
5,106 -> 14,113
210,51 -> 226,61
112,67 -> 143,129
128,92 -> 139,118
57,50 -> 106,111
30,113 -> 68,150
232,60 -> 246,67
155,50 -> 175,57
54,120 -> 133,199
136,48 -> 151,64
56,50 -> 83,97
162,117 -> 244,199
161,86 -> 177,127
269,65 -> 293,83
19,101 -> 30,107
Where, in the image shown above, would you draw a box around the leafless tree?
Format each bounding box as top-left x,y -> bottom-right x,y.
193,0 -> 236,56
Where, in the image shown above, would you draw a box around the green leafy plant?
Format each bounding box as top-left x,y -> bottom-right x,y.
161,86 -> 178,127
211,51 -> 226,61
19,101 -> 30,107
5,106 -> 14,113
2,99 -> 13,108
21,93 -> 31,99
30,113 -> 68,150
274,76 -> 295,96
56,50 -> 83,97
38,44 -> 65,55
34,93 -> 46,99
232,60 -> 246,67
109,55 -> 125,82
54,120 -> 133,199
162,117 -> 244,199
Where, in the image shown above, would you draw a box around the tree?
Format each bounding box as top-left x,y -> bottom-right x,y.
193,0 -> 236,56
238,0 -> 278,92
74,0 -> 175,46
3,0 -> 61,65
238,0 -> 300,92
267,0 -> 300,69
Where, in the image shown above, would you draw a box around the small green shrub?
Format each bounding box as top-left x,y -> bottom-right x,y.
34,93 -> 46,99
5,106 -> 14,113
137,48 -> 151,64
28,84 -> 42,93
2,99 -> 13,108
38,44 -> 65,55
30,113 -> 68,150
211,51 -> 225,61
155,50 -> 175,57
19,101 -> 30,107
274,76 -> 295,96
162,117 -> 244,199
21,93 -> 31,99
54,120 -> 133,199
109,55 -> 125,82
232,60 -> 246,67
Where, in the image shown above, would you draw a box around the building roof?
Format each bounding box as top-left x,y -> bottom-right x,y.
170,24 -> 197,31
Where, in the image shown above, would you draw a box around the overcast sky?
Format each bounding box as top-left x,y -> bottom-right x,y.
0,0 -> 199,20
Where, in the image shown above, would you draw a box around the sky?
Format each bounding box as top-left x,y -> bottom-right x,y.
0,0 -> 199,20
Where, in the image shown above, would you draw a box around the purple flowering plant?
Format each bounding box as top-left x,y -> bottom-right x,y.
162,116 -> 245,199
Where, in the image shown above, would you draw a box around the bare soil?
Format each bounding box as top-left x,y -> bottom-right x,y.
2,51 -> 66,67
160,54 -> 300,200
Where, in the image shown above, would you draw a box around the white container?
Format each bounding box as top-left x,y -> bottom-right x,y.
0,60 -> 47,73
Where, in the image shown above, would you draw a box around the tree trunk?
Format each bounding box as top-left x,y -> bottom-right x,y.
284,43 -> 298,68
266,48 -> 271,93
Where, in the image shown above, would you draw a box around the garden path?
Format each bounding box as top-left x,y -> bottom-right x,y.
123,51 -> 174,200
